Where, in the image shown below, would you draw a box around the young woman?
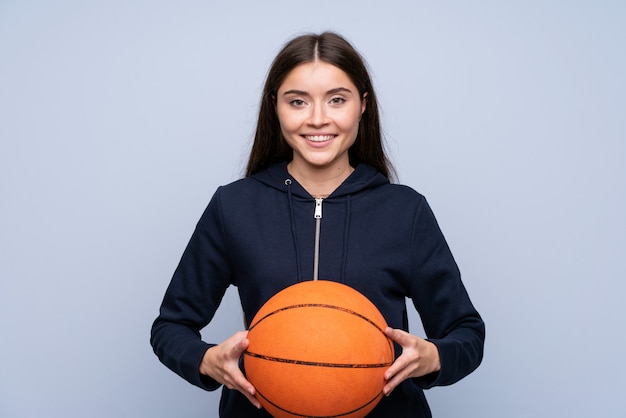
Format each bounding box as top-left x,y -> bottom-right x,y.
151,32 -> 485,417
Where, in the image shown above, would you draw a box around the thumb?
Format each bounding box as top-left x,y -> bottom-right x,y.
385,327 -> 409,345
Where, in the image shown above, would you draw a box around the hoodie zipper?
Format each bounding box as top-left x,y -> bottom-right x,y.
313,198 -> 323,281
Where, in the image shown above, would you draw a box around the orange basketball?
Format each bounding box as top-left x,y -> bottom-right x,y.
244,280 -> 394,418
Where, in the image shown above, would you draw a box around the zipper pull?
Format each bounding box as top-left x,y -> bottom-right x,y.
314,198 -> 323,219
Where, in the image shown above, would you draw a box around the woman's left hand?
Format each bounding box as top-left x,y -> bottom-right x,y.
382,327 -> 441,396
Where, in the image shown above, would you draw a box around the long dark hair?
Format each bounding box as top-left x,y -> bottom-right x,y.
245,32 -> 395,180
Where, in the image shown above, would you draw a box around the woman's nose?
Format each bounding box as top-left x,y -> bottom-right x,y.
308,103 -> 329,127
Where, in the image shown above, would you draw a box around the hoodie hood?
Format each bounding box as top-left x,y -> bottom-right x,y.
250,161 -> 390,199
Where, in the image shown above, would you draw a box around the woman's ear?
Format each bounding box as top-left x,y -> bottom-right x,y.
360,92 -> 368,118
361,92 -> 368,115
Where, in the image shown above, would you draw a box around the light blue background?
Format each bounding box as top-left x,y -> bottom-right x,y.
1,1 -> 624,417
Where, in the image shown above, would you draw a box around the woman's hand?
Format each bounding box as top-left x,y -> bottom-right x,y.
199,331 -> 261,409
382,327 -> 441,396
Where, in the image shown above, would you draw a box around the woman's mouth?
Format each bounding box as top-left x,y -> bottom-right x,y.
303,135 -> 335,142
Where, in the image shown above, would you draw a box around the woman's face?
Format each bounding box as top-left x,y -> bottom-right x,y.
276,61 -> 366,173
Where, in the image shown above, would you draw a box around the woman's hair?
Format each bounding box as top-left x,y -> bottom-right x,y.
245,32 -> 395,179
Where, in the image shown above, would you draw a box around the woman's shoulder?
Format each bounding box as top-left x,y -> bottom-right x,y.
218,176 -> 257,191
211,176 -> 265,201
378,182 -> 427,202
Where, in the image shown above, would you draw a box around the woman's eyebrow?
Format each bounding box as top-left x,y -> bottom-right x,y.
282,89 -> 308,96
327,87 -> 353,95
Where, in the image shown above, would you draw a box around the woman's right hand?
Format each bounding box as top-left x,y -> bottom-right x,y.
199,331 -> 261,409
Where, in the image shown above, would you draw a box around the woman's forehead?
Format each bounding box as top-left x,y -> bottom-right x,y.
278,62 -> 356,94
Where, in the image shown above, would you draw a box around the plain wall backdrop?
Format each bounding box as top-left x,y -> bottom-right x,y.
1,1 -> 624,417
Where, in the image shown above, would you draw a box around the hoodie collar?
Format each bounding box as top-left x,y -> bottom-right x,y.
251,161 -> 389,199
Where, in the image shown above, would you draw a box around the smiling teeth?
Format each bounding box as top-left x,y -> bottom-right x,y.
305,135 -> 334,142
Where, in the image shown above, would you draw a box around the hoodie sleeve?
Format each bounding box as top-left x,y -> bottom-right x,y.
408,197 -> 485,389
150,187 -> 233,391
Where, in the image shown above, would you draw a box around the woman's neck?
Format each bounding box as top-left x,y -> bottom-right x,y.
287,162 -> 354,198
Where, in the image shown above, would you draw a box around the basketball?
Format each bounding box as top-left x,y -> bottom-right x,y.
243,280 -> 394,418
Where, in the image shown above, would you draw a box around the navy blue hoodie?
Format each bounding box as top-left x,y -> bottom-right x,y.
151,162 -> 485,417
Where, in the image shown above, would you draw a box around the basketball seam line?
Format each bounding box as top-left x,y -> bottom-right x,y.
243,351 -> 393,368
249,303 -> 387,335
255,387 -> 383,418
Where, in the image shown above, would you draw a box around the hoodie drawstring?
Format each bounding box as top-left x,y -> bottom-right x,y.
341,195 -> 351,283
284,179 -> 303,282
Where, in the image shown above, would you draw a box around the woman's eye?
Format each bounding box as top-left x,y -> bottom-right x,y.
330,97 -> 346,105
290,99 -> 306,107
